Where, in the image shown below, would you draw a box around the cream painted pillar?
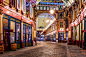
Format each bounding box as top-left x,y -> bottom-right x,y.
32,26 -> 34,41
80,0 -> 82,9
21,21 -> 23,48
56,24 -> 58,40
82,20 -> 84,41
0,14 -> 3,43
64,11 -> 66,18
20,0 -> 23,12
77,25 -> 79,41
68,31 -> 71,38
77,4 -> 79,14
64,24 -> 66,41
64,11 -> 66,41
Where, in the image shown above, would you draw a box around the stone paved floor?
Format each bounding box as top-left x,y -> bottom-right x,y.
0,41 -> 86,57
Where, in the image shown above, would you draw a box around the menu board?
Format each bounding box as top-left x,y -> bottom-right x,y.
17,0 -> 20,10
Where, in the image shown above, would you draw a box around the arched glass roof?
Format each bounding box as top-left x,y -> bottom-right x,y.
36,13 -> 56,31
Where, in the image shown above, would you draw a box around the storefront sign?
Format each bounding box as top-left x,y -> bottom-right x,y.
4,14 -> 9,19
16,20 -> 20,23
11,17 -> 15,21
2,6 -> 33,25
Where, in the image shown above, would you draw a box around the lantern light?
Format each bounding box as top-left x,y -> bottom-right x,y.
50,9 -> 55,14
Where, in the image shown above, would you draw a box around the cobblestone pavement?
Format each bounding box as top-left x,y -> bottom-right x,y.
0,41 -> 86,57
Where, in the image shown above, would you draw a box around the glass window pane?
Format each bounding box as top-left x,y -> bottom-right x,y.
44,6 -> 46,10
29,35 -> 31,42
23,34 -> 25,42
47,6 -> 49,10
16,33 -> 20,42
40,6 -> 42,10
10,32 -> 15,43
10,21 -> 15,32
26,34 -> 28,42
29,27 -> 31,34
3,19 -> 8,28
16,23 -> 20,32
23,25 -> 25,33
37,6 -> 39,10
26,26 -> 28,34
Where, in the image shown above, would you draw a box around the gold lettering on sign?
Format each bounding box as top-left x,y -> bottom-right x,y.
11,17 -> 15,21
4,14 -> 9,18
16,20 -> 20,23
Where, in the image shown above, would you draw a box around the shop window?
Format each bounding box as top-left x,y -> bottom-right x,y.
16,23 -> 20,32
23,24 -> 25,43
47,6 -> 49,10
16,33 -> 20,42
29,27 -> 31,34
54,7 -> 56,10
37,6 -> 39,10
60,22 -> 63,27
29,35 -> 31,42
26,34 -> 28,42
26,26 -> 29,42
3,19 -> 8,28
39,6 -> 40,10
16,23 -> 20,42
10,32 -> 15,43
57,6 -> 59,10
10,21 -> 15,32
29,27 -> 32,42
44,6 -> 46,10
23,34 -> 25,42
10,21 -> 15,43
26,26 -> 28,34
23,25 -> 25,33
40,6 -> 42,10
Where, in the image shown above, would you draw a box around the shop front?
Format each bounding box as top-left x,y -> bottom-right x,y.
46,33 -> 56,42
3,14 -> 21,50
23,23 -> 32,47
58,32 -> 64,42
53,33 -> 56,42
